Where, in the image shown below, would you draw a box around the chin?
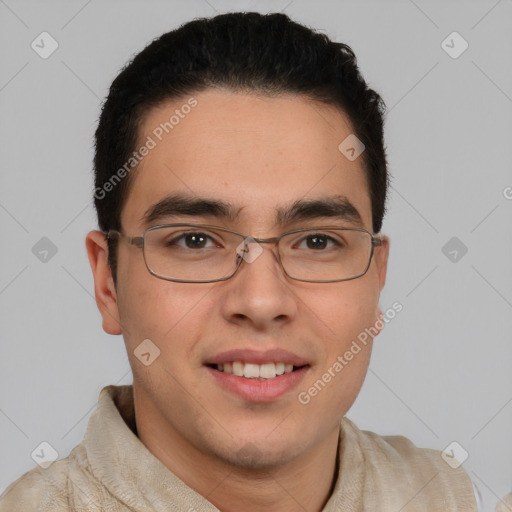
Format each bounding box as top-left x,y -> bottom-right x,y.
208,434 -> 308,471
226,446 -> 295,471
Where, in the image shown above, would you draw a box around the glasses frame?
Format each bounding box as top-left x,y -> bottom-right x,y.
106,223 -> 383,284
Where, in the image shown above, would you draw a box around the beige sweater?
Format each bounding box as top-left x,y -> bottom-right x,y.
0,385 -> 478,511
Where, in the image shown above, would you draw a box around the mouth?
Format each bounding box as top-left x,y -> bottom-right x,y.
207,361 -> 305,380
204,349 -> 310,402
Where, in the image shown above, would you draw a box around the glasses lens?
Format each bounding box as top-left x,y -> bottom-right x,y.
143,225 -> 242,282
279,228 -> 373,282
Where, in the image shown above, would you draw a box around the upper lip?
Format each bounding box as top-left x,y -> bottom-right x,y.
204,348 -> 309,366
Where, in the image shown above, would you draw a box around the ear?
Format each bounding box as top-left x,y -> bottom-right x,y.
86,230 -> 122,335
374,234 -> 389,293
373,234 -> 390,333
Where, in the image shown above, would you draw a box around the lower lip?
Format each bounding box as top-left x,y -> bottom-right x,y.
206,366 -> 309,402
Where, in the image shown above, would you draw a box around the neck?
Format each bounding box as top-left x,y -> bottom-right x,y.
133,390 -> 340,512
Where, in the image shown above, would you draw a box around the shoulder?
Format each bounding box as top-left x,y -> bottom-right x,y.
0,457 -> 71,512
342,417 -> 460,474
340,418 -> 478,511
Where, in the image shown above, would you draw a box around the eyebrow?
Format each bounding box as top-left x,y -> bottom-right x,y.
141,193 -> 363,228
276,196 -> 363,227
141,194 -> 240,226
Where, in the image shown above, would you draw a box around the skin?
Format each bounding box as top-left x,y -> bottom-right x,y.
86,89 -> 389,512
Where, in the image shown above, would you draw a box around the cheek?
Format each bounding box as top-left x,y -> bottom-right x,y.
300,289 -> 377,411
309,280 -> 381,342
117,271 -> 215,360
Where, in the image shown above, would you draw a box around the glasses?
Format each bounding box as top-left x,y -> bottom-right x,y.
106,224 -> 382,283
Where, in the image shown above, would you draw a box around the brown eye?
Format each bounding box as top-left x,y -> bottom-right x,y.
165,232 -> 217,249
306,235 -> 328,250
184,233 -> 209,248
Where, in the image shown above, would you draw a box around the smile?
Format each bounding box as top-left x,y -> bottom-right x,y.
204,349 -> 310,402
213,361 -> 299,379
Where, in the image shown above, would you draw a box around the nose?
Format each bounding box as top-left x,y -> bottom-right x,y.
220,239 -> 298,331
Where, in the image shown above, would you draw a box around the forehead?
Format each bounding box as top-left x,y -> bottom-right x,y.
121,89 -> 372,232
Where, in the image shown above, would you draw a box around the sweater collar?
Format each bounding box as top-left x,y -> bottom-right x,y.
84,384 -> 359,511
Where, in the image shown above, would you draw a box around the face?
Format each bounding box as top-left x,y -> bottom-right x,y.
87,89 -> 388,470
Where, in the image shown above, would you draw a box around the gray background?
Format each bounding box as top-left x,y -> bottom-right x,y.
1,0 -> 511,510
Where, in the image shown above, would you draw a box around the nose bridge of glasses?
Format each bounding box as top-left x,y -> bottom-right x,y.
236,235 -> 282,265
251,235 -> 281,244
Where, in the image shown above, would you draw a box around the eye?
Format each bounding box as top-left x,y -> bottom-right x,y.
296,233 -> 342,250
168,232 -> 219,249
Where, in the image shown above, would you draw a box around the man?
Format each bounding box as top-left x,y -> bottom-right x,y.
0,12 -> 478,511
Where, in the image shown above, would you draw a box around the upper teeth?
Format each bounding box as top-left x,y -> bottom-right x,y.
217,362 -> 294,379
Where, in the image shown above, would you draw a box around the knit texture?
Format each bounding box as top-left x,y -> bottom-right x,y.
0,385 -> 478,511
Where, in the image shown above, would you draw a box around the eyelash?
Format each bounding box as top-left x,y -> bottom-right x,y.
166,231 -> 343,249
